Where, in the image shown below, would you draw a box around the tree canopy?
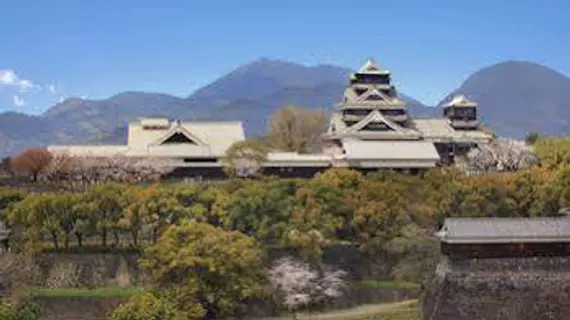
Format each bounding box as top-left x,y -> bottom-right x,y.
267,105 -> 327,153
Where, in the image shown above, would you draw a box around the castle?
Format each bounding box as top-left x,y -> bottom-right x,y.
48,59 -> 493,178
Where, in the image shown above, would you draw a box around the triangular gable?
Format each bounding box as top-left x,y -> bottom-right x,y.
150,124 -> 206,146
162,132 -> 196,144
359,59 -> 381,73
347,110 -> 406,134
354,88 -> 391,103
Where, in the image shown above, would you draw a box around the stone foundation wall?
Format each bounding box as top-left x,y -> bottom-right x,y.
422,256 -> 570,320
0,252 -> 143,293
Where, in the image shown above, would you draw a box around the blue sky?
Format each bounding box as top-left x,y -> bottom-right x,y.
1,0 -> 569,114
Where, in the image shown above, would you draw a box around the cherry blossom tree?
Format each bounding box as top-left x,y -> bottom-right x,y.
460,138 -> 539,173
43,153 -> 174,185
268,257 -> 346,319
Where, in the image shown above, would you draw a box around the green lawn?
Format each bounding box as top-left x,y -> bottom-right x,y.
271,300 -> 421,320
355,280 -> 420,290
28,287 -> 143,298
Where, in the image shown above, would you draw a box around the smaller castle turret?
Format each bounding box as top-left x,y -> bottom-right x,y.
443,94 -> 479,130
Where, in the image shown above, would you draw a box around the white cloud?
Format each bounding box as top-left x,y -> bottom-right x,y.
0,69 -> 40,92
49,83 -> 57,94
0,70 -> 17,84
80,94 -> 88,100
12,95 -> 25,107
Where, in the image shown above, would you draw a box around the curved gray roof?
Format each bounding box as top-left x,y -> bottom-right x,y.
438,218 -> 570,244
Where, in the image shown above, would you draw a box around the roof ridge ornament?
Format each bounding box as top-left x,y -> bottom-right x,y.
359,58 -> 381,73
444,94 -> 478,107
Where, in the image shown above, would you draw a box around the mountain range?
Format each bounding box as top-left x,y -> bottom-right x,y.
1,58 -> 570,157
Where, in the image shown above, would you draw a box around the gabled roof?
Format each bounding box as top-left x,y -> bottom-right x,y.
150,123 -> 206,146
443,94 -> 478,108
346,110 -> 419,137
438,218 -> 570,244
128,120 -> 245,156
354,88 -> 390,103
411,118 -> 492,142
357,59 -> 390,75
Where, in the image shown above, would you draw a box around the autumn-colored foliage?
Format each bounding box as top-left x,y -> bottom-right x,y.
9,148 -> 53,181
267,105 -> 328,153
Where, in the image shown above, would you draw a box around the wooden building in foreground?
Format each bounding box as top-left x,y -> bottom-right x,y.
424,218 -> 570,320
438,218 -> 570,259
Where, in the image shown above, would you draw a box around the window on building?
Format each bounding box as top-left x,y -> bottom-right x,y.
183,157 -> 217,163
162,132 -> 196,144
354,88 -> 367,96
381,109 -> 406,116
362,121 -> 393,131
344,109 -> 372,116
366,94 -> 384,101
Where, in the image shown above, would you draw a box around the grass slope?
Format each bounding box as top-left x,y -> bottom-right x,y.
29,287 -> 143,298
269,300 -> 421,320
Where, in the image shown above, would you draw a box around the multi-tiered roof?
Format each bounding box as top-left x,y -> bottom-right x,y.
326,59 -> 493,145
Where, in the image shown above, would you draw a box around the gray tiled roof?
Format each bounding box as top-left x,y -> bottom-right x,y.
438,218 -> 570,244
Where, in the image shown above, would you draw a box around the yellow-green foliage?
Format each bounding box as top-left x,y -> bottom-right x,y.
107,291 -> 204,320
5,166 -> 567,256
139,220 -> 266,318
534,137 -> 570,168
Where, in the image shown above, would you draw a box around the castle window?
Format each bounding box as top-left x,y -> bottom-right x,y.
344,109 -> 372,116
362,121 -> 393,131
366,94 -> 383,101
382,109 -> 406,116
354,88 -> 367,96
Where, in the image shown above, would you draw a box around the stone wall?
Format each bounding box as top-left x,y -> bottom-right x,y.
422,256 -> 570,320
0,252 -> 143,292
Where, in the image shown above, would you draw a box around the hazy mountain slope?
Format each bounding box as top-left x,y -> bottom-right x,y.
14,58 -> 570,156
0,112 -> 56,158
42,92 -> 190,141
441,61 -> 570,138
188,58 -> 350,103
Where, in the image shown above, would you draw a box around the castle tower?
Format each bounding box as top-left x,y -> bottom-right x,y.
324,59 -> 421,144
443,94 -> 479,130
340,59 -> 409,128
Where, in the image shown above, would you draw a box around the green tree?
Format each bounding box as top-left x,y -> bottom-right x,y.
0,188 -> 26,224
226,180 -> 295,243
534,137 -> 570,169
108,292 -> 204,320
88,183 -> 129,246
7,194 -> 61,252
350,180 -> 409,251
291,168 -> 363,243
0,298 -> 41,320
122,186 -> 187,244
222,139 -> 268,178
385,224 -> 439,283
525,132 -> 540,145
170,184 -> 231,227
50,193 -> 94,248
140,220 -> 266,319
